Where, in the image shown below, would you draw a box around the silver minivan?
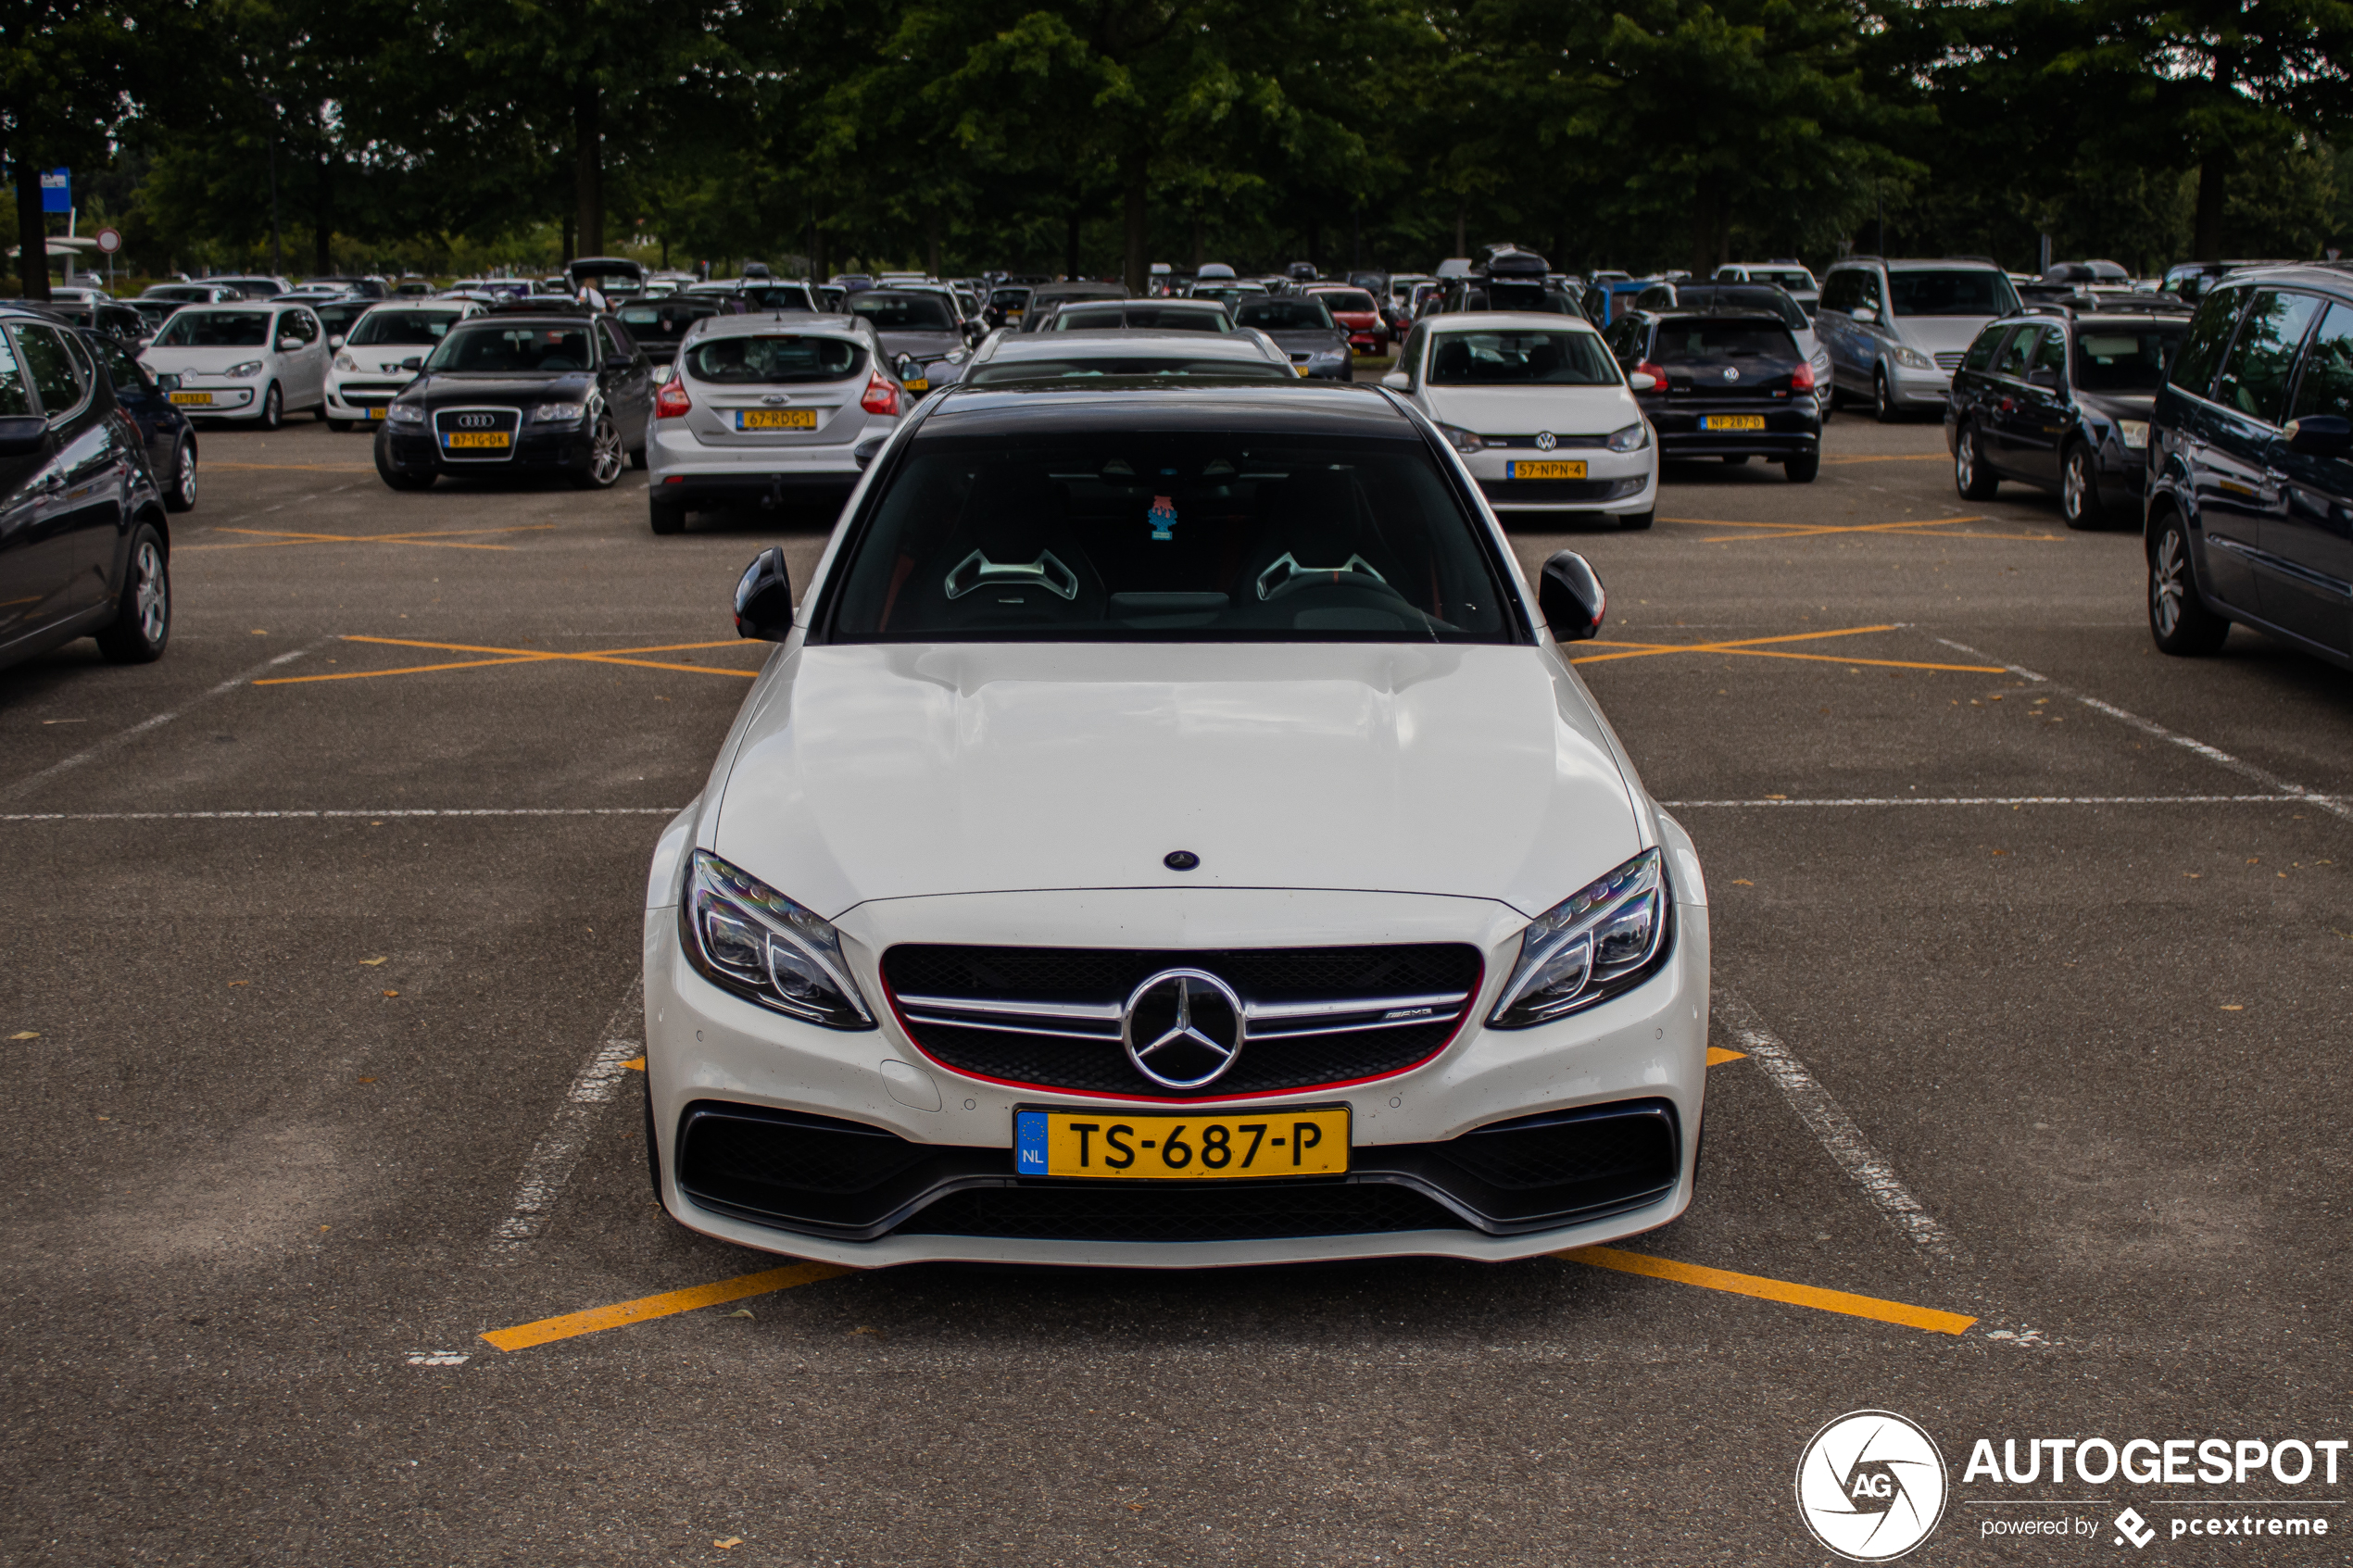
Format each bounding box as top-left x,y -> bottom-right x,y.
1816,258 -> 2019,420
646,313 -> 899,533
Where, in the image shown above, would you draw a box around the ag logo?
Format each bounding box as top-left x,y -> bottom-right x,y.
1794,1410 -> 1948,1562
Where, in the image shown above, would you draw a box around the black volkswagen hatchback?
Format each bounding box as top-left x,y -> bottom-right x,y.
373,311 -> 655,491
1604,307 -> 1822,480
0,304 -> 173,672
2145,266 -> 2353,667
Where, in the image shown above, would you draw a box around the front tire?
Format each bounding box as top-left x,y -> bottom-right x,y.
1784,453 -> 1819,483
573,411 -> 624,490
628,443 -> 648,470
163,436 -> 198,513
1873,369 -> 1899,423
1955,422 -> 1998,500
327,419 -> 353,433
2148,513 -> 2230,656
1618,508 -> 1655,531
257,382 -> 283,431
94,526 -> 170,664
649,495 -> 686,534
375,441 -> 434,491
2061,443 -> 2105,530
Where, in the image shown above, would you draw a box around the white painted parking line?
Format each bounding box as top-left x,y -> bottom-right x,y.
1666,795 -> 2337,808
1933,636 -> 2353,823
0,807 -> 679,822
482,991 -> 644,1266
1716,990 -> 1967,1263
0,643 -> 318,804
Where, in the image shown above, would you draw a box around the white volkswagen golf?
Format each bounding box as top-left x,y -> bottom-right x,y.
643,379 -> 1708,1269
1385,312 -> 1659,528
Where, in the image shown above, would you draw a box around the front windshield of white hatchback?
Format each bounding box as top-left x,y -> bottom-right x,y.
154,311 -> 272,347
1427,331 -> 1617,385
824,430 -> 1516,643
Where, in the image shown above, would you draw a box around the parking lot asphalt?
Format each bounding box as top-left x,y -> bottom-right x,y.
5,403 -> 2348,1566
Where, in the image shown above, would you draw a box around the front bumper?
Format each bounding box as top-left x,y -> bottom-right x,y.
1887,364 -> 1953,409
378,423 -> 593,474
1460,445 -> 1659,514
325,379 -> 409,421
168,383 -> 258,415
647,422 -> 877,509
643,883 -> 1710,1269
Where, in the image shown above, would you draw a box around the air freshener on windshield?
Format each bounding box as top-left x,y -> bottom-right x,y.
1148,495 -> 1177,541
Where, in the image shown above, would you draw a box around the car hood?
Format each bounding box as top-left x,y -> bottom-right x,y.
1890,316 -> 1994,355
1254,328 -> 1349,355
138,345 -> 278,371
405,370 -> 596,404
711,643 -> 1644,921
1420,384 -> 1642,434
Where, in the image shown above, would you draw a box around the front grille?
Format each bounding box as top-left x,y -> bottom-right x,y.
900,1182 -> 1466,1242
883,943 -> 1479,1099
1482,433 -> 1609,449
1933,351 -> 1964,371
1478,477 -> 1642,503
431,406 -> 521,460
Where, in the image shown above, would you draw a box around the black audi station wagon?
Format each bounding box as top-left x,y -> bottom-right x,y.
2145,265 -> 2353,667
373,310 -> 655,490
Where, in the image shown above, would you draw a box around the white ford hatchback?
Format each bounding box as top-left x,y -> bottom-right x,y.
643,380 -> 1708,1269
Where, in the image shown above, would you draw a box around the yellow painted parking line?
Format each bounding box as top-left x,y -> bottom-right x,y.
481,1261 -> 853,1351
623,1056 -> 646,1072
1820,453 -> 1947,465
1706,1047 -> 1746,1066
1663,513 -> 2060,545
184,523 -> 557,554
255,635 -> 760,686
1570,623 -> 2003,675
1561,1246 -> 1975,1335
206,462 -> 378,472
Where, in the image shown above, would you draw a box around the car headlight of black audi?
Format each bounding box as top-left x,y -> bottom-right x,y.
1487,848 -> 1670,1028
387,402 -> 425,424
681,850 -> 875,1029
531,401 -> 587,423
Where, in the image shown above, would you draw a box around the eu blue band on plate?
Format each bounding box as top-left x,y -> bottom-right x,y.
1015,1110 -> 1049,1173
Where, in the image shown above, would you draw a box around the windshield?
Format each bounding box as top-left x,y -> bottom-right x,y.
849,294 -> 955,331
1427,330 -> 1618,385
1234,299 -> 1334,332
154,310 -> 271,347
965,358 -> 1293,386
424,324 -> 593,372
1888,270 -> 2017,318
738,284 -> 815,311
2073,326 -> 2187,393
1054,306 -> 1227,332
350,309 -> 461,346
1653,320 -> 1802,361
824,432 -> 1514,643
1675,288 -> 1807,330
684,334 -> 862,383
1314,291 -> 1378,314
990,289 -> 1032,309
618,302 -> 718,336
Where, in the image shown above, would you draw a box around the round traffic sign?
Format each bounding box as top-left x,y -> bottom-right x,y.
94,228 -> 121,255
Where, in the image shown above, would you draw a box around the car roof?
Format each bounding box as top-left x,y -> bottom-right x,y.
916,380 -> 1403,438
1427,310 -> 1603,333
685,310 -> 868,341
2202,263 -> 2353,292
983,330 -> 1275,359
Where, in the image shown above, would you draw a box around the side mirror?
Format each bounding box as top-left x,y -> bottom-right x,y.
602,354 -> 634,373
329,334 -> 346,350
2027,367 -> 2060,390
2286,414 -> 2352,456
734,547 -> 795,642
1381,370 -> 1411,391
0,415 -> 48,457
1628,371 -> 1657,392
894,352 -> 920,383
1853,306 -> 1879,325
155,372 -> 182,393
853,434 -> 888,470
399,357 -> 423,372
1538,550 -> 1605,642
278,335 -> 304,352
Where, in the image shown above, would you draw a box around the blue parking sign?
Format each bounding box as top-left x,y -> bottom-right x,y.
40,169 -> 69,213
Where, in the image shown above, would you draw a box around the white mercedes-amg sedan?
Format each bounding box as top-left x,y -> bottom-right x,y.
641,377 -> 1709,1269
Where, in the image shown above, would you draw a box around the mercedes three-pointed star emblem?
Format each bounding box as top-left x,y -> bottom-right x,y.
1121,969 -> 1246,1090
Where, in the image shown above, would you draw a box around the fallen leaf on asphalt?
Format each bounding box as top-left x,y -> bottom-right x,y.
850,1325 -> 886,1338
724,1309 -> 753,1319
9,1032 -> 36,1041
358,1077 -> 377,1084
1766,793 -> 1788,800
1730,879 -> 1754,886
2184,872 -> 2201,878
714,1539 -> 742,1549
2221,1005 -> 2245,1011
382,990 -> 399,998
359,957 -> 388,967
1990,849 -> 2008,857
228,980 -> 248,986
1124,1502 -> 1146,1512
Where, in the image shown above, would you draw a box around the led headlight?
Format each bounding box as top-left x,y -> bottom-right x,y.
1891,345 -> 1935,371
387,402 -> 425,423
333,352 -> 357,371
228,360 -> 265,378
531,402 -> 587,422
1438,422 -> 1485,454
682,850 -> 875,1029
1606,421 -> 1650,452
2116,420 -> 2149,450
1487,848 -> 1669,1028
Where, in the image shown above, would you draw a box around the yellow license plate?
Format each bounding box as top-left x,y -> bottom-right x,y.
903,377 -> 930,393
737,408 -> 818,431
1014,1105 -> 1350,1180
1509,458 -> 1587,480
170,391 -> 213,406
1701,414 -> 1766,431
444,431 -> 510,449
366,407 -> 386,420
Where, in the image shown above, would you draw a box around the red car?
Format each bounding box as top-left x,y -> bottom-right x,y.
1307,285 -> 1387,356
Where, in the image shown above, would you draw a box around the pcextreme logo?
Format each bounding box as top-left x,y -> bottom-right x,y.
1796,1410 -> 1951,1562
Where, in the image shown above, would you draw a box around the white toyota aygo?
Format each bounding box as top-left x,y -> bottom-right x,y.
643,378 -> 1708,1269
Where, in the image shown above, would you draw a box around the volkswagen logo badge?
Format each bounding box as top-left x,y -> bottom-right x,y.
1121,970 -> 1245,1090
456,412 -> 495,429
1724,366 -> 1741,383
1535,431 -> 1557,451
